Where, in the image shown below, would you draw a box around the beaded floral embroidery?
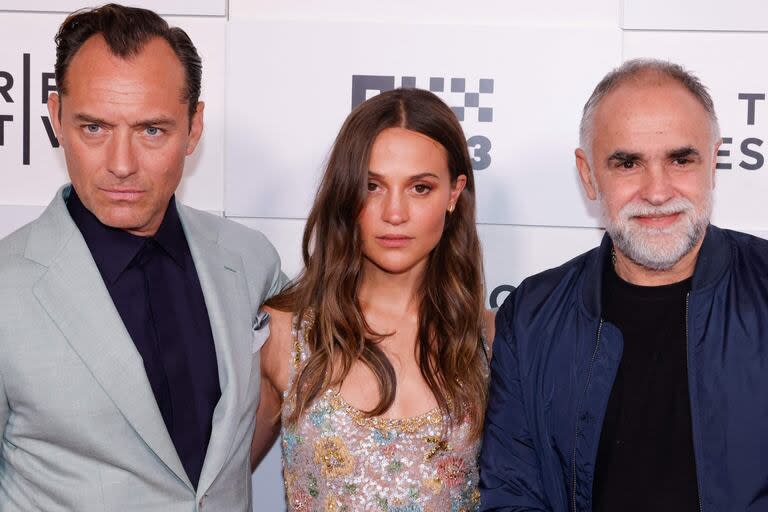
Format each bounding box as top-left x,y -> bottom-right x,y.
280,315 -> 482,512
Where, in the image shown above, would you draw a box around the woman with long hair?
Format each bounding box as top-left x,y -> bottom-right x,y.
251,88 -> 494,511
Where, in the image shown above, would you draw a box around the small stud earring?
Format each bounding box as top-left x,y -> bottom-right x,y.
447,204 -> 455,213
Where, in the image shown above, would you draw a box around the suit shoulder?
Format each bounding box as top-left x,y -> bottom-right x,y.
180,206 -> 284,306
0,219 -> 33,258
0,220 -> 45,286
180,206 -> 279,260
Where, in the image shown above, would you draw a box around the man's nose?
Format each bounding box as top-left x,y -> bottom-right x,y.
640,164 -> 674,206
106,131 -> 138,178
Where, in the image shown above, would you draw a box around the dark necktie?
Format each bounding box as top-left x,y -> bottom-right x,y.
131,238 -> 206,488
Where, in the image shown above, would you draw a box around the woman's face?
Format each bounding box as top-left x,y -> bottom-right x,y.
358,127 -> 466,277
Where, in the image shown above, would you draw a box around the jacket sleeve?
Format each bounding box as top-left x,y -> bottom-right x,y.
479,292 -> 551,511
268,269 -> 289,298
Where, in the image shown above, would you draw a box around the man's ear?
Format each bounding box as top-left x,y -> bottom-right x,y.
185,101 -> 204,156
47,92 -> 63,141
710,138 -> 721,189
575,148 -> 598,200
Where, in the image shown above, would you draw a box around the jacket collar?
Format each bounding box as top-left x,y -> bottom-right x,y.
582,224 -> 731,319
66,188 -> 188,283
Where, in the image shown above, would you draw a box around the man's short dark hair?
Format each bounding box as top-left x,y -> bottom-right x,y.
54,3 -> 202,121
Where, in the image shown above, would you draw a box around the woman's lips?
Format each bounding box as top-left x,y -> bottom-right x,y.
376,235 -> 413,248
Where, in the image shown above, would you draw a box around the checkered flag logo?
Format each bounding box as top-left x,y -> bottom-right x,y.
427,77 -> 494,123
351,75 -> 494,123
350,74 -> 495,171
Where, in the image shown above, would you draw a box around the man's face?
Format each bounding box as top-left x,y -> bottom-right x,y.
48,35 -> 204,237
576,78 -> 719,270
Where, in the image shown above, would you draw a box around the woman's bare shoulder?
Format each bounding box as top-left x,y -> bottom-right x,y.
262,305 -> 293,333
259,305 -> 295,392
482,308 -> 496,353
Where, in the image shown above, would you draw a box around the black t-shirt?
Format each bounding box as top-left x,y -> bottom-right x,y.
592,261 -> 699,512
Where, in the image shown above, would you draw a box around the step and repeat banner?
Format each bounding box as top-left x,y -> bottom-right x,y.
1,0 -> 768,509
225,21 -> 618,227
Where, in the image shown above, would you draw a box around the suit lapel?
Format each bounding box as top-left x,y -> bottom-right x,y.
179,207 -> 253,496
28,189 -> 193,489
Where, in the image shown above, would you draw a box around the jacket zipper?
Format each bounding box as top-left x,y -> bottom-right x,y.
572,318 -> 604,512
685,292 -> 704,512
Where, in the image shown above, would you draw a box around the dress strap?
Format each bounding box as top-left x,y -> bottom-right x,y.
286,311 -> 313,392
480,326 -> 491,366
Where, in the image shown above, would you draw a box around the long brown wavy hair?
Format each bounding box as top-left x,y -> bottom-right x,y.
268,88 -> 487,438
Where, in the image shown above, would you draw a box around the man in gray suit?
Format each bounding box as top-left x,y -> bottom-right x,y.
0,4 -> 283,510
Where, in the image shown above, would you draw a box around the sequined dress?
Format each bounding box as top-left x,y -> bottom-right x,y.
280,315 -> 483,512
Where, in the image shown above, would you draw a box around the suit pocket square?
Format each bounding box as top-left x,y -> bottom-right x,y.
252,310 -> 271,353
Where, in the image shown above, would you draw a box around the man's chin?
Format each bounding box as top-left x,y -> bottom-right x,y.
93,210 -> 148,233
621,233 -> 696,271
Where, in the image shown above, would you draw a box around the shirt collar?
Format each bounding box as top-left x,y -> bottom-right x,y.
66,188 -> 188,283
151,196 -> 188,270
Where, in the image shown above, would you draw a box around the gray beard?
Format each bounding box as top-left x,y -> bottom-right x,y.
603,195 -> 711,271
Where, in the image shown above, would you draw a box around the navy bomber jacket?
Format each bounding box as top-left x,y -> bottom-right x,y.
480,225 -> 768,512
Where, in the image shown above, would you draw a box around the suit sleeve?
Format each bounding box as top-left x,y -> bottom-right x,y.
479,291 -> 551,511
268,269 -> 289,298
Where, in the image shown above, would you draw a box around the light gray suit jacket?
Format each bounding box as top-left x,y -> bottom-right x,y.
0,186 -> 284,511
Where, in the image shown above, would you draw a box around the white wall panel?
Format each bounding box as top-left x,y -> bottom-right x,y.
169,16 -> 227,212
0,204 -> 44,239
0,14 -> 226,212
1,1 -> 226,16
623,30 -> 768,231
251,443 -> 286,512
225,20 -> 620,227
0,13 -> 70,206
623,0 -> 768,31
230,0 -> 619,26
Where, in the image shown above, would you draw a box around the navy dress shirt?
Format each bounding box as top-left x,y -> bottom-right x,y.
67,189 -> 221,489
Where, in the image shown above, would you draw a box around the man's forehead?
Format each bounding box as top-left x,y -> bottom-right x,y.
591,81 -> 711,141
66,34 -> 183,83
61,34 -> 185,105
597,78 -> 705,119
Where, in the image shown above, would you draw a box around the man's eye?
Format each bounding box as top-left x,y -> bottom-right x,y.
674,158 -> 691,166
85,124 -> 100,133
621,161 -> 635,169
145,126 -> 160,136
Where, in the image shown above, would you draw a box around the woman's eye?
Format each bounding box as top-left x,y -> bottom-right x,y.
367,182 -> 379,192
413,184 -> 432,194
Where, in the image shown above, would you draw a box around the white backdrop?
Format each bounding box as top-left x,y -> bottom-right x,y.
2,0 -> 768,510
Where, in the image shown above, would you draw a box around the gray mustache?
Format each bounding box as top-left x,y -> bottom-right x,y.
619,198 -> 694,219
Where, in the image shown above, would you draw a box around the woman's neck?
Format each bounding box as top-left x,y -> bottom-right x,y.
357,260 -> 424,330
